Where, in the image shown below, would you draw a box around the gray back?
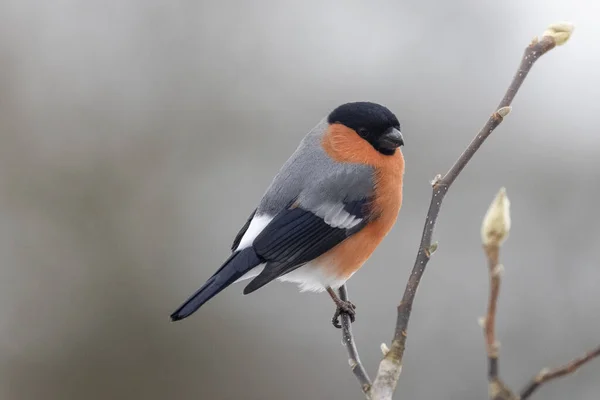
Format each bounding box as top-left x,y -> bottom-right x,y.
257,119 -> 374,215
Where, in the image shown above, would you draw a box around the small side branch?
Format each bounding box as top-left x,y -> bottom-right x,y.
483,245 -> 503,381
482,259 -> 512,400
519,345 -> 600,400
478,189 -> 598,400
338,285 -> 372,396
478,188 -> 515,400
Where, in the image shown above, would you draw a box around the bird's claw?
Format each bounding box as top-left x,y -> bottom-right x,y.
332,300 -> 356,329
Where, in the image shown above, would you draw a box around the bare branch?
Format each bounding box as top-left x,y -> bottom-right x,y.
337,21 -> 575,399
519,345 -> 600,399
338,285 -> 372,396
479,187 -> 512,400
366,23 -> 574,400
476,189 -> 598,400
484,249 -> 503,379
479,188 -> 515,400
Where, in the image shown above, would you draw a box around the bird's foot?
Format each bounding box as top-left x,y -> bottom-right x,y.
332,300 -> 356,329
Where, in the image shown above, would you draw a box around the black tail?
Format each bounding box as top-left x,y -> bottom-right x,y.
170,248 -> 262,321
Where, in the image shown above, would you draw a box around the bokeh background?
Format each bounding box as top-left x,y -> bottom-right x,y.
1,1 -> 599,399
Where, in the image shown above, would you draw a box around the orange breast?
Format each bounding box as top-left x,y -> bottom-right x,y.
318,124 -> 405,278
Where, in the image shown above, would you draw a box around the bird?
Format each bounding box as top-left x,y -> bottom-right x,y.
170,101 -> 405,328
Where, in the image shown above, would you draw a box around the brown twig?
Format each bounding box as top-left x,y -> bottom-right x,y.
477,190 -> 599,400
479,186 -> 512,399
481,246 -> 516,400
338,22 -> 575,400
519,345 -> 600,399
477,189 -> 600,400
338,285 -> 372,396
479,185 -> 516,400
483,245 -> 503,378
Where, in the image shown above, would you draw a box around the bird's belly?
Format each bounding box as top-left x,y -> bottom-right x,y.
234,262 -> 350,293
275,261 -> 351,292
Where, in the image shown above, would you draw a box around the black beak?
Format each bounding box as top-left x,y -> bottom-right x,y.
379,127 -> 404,150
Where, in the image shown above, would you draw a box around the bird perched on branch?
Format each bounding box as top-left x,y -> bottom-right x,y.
170,102 -> 405,328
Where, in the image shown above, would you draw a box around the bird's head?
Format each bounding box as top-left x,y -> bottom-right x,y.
327,102 -> 403,156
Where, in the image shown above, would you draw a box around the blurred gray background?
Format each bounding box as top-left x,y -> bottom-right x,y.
0,1 -> 598,399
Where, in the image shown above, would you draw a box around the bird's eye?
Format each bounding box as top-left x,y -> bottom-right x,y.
357,127 -> 369,138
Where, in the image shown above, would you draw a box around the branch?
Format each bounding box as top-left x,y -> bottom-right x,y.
360,22 -> 574,400
476,188 -> 599,400
519,345 -> 600,399
338,285 -> 372,396
480,188 -> 516,400
483,250 -> 502,381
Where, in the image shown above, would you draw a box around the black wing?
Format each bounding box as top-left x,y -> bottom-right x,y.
243,199 -> 371,294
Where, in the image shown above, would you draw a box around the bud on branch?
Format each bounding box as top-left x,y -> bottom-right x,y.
481,188 -> 511,247
543,22 -> 575,46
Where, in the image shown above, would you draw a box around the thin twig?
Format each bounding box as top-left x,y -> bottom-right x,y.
365,27 -> 572,400
338,285 -> 372,396
482,244 -> 514,400
484,245 -> 502,379
477,189 -> 599,400
519,345 -> 600,399
479,188 -> 516,400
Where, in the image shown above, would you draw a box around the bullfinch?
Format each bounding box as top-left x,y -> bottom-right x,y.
170,101 -> 404,328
